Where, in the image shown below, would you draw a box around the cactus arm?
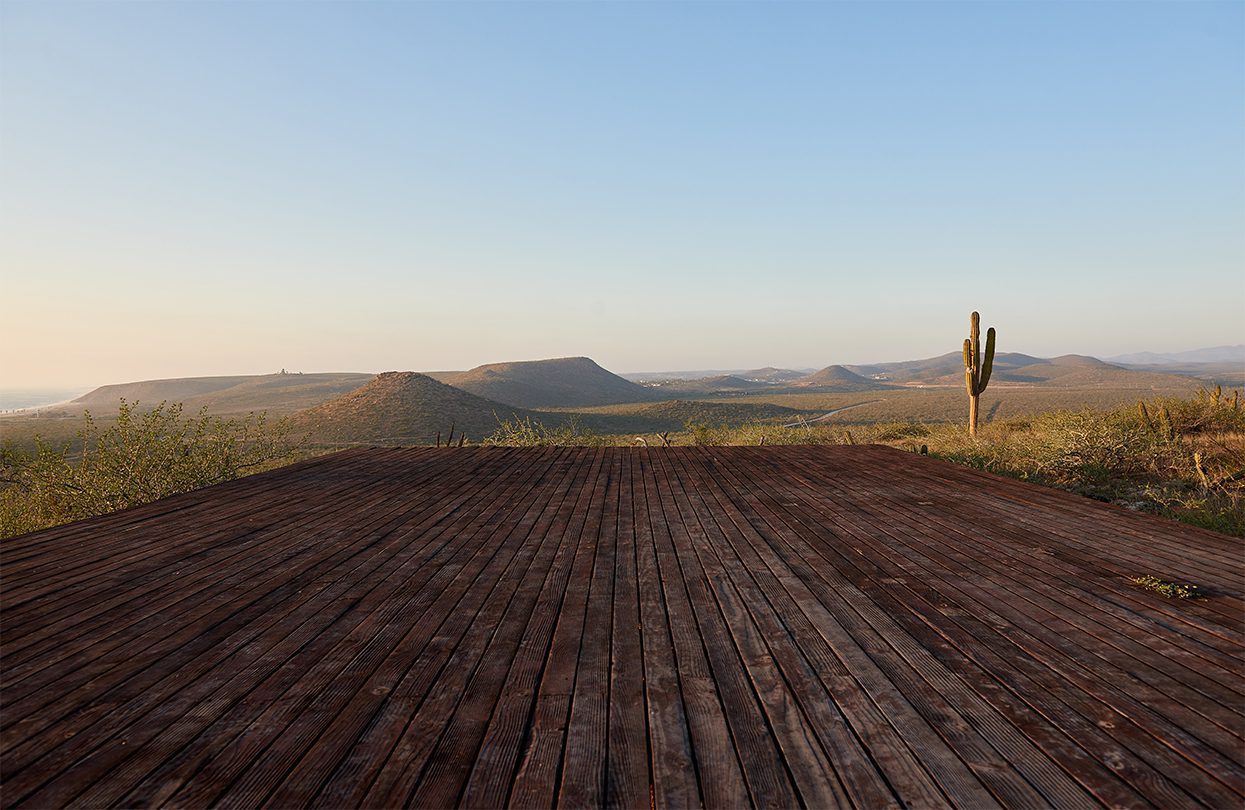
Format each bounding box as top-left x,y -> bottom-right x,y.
979,327 -> 996,391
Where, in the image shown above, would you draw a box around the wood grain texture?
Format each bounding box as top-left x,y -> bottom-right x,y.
2,445 -> 1241,809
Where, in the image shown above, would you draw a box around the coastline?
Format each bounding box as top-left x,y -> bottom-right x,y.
0,397 -> 84,417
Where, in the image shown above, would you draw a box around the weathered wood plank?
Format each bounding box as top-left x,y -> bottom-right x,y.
1,445 -> 1240,810
508,449 -> 610,808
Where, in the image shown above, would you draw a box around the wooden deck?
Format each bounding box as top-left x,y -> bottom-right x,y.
1,445 -> 1242,808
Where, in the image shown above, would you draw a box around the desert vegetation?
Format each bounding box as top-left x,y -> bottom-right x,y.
0,401 -> 295,539
962,311 -> 997,436
3,354 -> 1239,539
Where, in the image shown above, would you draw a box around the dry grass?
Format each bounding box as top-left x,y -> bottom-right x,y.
724,385 -> 1204,424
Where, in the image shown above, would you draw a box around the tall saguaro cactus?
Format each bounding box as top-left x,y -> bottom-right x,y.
963,311 -> 996,437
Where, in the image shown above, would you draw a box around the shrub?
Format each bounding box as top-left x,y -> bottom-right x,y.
0,400 -> 294,539
483,415 -> 605,447
685,419 -> 726,447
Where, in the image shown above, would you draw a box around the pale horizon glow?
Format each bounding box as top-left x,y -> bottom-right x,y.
3,1 -> 1243,389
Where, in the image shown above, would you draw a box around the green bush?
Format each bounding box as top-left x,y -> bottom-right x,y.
0,400 -> 294,539
684,419 -> 726,447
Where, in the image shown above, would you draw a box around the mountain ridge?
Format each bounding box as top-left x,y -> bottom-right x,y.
442,356 -> 656,409
68,373 -> 374,415
39,349 -> 1222,424
1105,345 -> 1245,365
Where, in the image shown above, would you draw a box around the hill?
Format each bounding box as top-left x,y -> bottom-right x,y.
619,369 -> 744,383
649,375 -> 775,395
844,352 -> 1033,383
990,355 -> 1182,387
740,367 -> 809,383
793,365 -> 887,390
286,372 -> 535,445
70,373 -> 374,416
442,357 -> 654,409
1106,345 -> 1245,365
699,375 -> 774,390
1098,362 -> 1245,389
1101,347 -> 1244,388
846,352 -> 1203,389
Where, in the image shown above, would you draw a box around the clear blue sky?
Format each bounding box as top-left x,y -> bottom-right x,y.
2,1 -> 1242,387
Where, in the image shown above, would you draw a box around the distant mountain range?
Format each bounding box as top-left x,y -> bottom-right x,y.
1094,346 -> 1243,388
842,352 -> 1207,389
1104,345 -> 1245,365
619,347 -> 1242,387
14,347 -> 1226,446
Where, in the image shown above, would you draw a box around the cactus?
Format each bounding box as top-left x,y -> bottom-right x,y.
963,311 -> 996,437
1158,406 -> 1176,441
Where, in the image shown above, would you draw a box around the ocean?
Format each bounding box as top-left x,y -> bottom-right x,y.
0,390 -> 88,413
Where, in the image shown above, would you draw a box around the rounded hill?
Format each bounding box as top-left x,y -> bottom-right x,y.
286,372 -> 532,445
740,367 -> 808,383
652,375 -> 775,395
794,366 -> 886,390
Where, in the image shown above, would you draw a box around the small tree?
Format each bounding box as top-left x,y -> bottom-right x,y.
963,311 -> 996,437
0,400 -> 294,539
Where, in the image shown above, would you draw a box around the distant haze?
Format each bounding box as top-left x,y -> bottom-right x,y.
0,389 -> 90,412
1105,346 -> 1245,366
2,2 -> 1241,388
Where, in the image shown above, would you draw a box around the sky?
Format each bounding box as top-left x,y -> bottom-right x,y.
2,1 -> 1242,389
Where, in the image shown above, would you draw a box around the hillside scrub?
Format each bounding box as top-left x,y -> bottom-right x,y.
483,415 -> 614,447
0,400 -> 295,539
912,397 -> 1244,534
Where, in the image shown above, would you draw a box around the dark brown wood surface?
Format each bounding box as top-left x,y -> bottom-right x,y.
2,445 -> 1241,808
